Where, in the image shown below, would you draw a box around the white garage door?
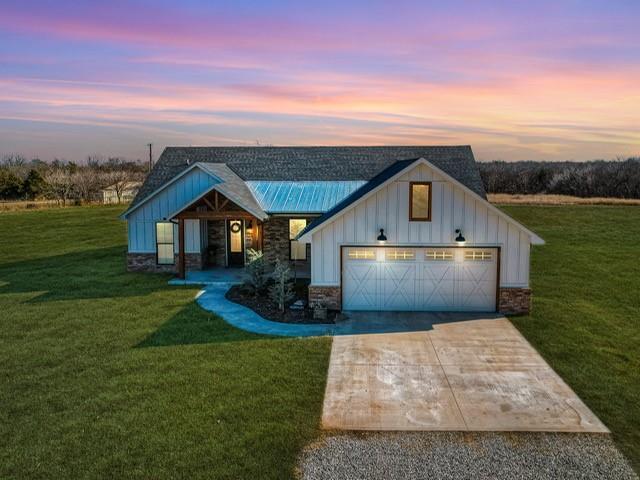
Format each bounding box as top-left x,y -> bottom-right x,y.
342,247 -> 497,312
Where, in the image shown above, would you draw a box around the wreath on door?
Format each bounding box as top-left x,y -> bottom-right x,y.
230,222 -> 241,233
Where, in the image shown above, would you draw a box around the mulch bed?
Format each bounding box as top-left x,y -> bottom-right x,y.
225,285 -> 337,324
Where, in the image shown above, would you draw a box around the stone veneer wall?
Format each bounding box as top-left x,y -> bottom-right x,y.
126,253 -> 204,273
262,216 -> 313,268
308,286 -> 341,310
498,287 -> 531,315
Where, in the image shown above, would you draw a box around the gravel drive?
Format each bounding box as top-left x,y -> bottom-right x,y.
299,432 -> 638,480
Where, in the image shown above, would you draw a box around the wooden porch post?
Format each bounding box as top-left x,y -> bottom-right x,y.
178,218 -> 186,279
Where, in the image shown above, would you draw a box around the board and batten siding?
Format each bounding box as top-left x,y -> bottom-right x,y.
310,163 -> 531,288
127,167 -> 216,253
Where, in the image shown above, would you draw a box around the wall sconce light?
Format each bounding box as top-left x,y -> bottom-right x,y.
455,229 -> 466,244
377,228 -> 387,244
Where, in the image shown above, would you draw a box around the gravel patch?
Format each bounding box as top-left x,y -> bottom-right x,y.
299,432 -> 637,480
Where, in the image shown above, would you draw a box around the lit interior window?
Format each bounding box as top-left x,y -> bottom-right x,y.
425,250 -> 454,260
386,249 -> 415,260
464,250 -> 492,261
410,182 -> 431,221
347,249 -> 376,260
156,222 -> 175,265
289,219 -> 307,260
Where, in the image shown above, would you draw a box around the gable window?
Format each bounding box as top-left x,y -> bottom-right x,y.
289,219 -> 307,260
409,182 -> 432,221
156,222 -> 175,265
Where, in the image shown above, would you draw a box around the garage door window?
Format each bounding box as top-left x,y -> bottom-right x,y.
347,249 -> 375,260
386,249 -> 415,260
425,250 -> 453,261
464,250 -> 492,261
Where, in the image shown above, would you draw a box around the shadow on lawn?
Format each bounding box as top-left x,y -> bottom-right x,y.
136,302 -> 268,348
0,246 -> 171,302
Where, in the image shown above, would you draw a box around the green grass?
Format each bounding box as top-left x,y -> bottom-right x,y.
1,205 -> 638,478
504,205 -> 640,472
0,206 -> 331,479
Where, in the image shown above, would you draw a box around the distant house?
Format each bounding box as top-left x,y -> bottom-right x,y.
101,181 -> 141,204
121,146 -> 543,314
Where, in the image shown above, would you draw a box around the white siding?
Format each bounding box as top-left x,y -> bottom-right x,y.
127,168 -> 216,253
310,162 -> 532,288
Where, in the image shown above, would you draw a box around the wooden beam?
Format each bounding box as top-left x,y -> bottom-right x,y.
214,191 -> 219,210
178,218 -> 185,279
202,197 -> 215,211
219,198 -> 229,210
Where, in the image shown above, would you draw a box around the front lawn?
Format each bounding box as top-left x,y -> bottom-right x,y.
504,205 -> 640,473
1,205 -> 638,477
0,206 -> 331,479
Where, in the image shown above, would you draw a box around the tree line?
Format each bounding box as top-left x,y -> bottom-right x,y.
0,154 -> 148,204
478,157 -> 640,198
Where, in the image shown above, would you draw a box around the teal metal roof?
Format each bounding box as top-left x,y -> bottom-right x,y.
246,181 -> 367,214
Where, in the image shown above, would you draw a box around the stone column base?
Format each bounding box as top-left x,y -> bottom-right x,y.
498,287 -> 532,315
308,285 -> 341,310
127,253 -> 205,273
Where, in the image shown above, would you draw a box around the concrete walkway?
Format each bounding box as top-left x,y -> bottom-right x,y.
195,284 -> 336,337
322,317 -> 609,432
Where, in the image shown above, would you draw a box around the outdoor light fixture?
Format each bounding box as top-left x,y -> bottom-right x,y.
377,228 -> 387,244
455,229 -> 466,244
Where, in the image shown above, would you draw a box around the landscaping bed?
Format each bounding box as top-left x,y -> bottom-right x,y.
225,282 -> 338,324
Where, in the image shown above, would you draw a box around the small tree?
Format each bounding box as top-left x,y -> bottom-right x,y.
45,168 -> 74,205
268,257 -> 295,313
244,248 -> 267,296
22,169 -> 46,200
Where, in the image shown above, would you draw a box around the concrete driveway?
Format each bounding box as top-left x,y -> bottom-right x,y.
322,316 -> 608,432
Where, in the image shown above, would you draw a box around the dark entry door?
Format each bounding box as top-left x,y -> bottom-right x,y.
227,219 -> 244,266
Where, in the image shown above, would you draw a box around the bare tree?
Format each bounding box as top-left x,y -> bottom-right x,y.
72,168 -> 102,204
44,168 -> 74,205
104,169 -> 141,204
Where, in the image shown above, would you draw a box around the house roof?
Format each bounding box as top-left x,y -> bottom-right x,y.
297,158 -> 422,238
246,181 -> 367,214
130,146 -> 485,212
298,157 -> 545,245
190,163 -> 267,220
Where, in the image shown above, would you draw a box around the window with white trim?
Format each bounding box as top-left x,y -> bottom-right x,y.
386,249 -> 415,260
289,219 -> 307,260
425,250 -> 454,261
347,249 -> 375,260
156,222 -> 175,265
464,250 -> 492,261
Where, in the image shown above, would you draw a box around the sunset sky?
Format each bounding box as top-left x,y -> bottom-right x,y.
1,0 -> 638,162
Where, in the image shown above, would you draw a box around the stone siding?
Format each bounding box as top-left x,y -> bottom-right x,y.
262,216 -> 313,268
498,287 -> 532,315
308,285 -> 341,310
126,253 -> 204,273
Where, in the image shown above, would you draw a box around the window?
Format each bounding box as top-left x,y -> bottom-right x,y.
464,250 -> 492,261
425,250 -> 454,261
409,182 -> 432,221
347,249 -> 375,260
386,249 -> 415,260
289,219 -> 307,260
156,222 -> 174,265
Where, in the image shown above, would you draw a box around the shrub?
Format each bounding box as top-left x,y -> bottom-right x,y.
244,248 -> 267,296
268,257 -> 295,313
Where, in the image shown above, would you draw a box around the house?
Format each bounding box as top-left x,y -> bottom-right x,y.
121,146 -> 543,314
101,181 -> 142,204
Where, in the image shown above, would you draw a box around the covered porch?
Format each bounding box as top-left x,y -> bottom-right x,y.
172,187 -> 265,280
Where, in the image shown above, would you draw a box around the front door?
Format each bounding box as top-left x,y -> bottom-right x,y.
227,219 -> 245,266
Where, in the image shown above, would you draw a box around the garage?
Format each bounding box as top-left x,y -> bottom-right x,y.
342,247 -> 498,312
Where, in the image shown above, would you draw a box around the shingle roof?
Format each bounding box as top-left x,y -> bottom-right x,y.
196,163 -> 267,220
130,146 -> 485,211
